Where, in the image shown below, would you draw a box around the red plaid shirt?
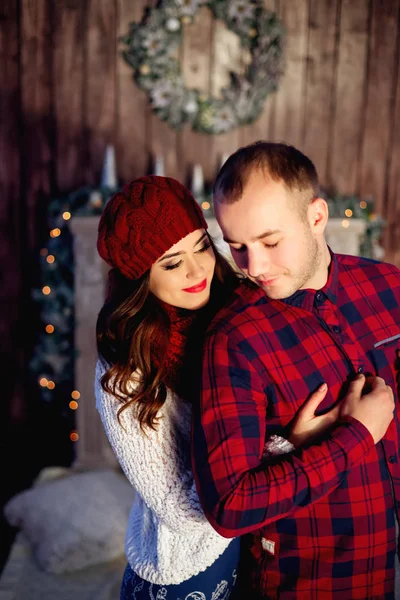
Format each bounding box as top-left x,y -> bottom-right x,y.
192,253 -> 400,599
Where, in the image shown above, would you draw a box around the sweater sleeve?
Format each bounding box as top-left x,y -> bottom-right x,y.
95,360 -> 219,536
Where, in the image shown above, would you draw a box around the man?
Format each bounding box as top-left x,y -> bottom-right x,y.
192,142 -> 399,598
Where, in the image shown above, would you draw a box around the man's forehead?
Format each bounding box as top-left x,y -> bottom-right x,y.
241,170 -> 288,197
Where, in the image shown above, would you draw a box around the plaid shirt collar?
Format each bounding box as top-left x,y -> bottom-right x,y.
280,247 -> 338,311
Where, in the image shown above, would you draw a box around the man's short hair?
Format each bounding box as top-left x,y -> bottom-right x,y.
213,142 -> 320,215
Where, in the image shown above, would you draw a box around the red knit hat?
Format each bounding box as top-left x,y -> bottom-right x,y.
97,176 -> 208,280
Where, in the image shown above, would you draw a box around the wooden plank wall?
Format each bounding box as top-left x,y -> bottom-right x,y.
1,0 -> 399,422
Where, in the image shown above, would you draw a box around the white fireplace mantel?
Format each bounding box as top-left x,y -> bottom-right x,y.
69,217 -> 117,469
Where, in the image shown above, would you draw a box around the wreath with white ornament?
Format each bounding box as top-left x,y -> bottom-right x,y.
121,0 -> 284,134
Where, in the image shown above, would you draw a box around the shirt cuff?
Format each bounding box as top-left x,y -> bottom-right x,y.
330,416 -> 375,464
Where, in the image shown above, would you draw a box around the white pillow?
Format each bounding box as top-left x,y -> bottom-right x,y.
4,469 -> 134,573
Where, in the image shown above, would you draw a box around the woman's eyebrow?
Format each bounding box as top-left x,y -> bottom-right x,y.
157,232 -> 207,263
193,232 -> 207,247
158,250 -> 183,263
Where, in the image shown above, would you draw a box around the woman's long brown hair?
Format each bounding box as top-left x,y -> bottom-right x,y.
96,237 -> 239,430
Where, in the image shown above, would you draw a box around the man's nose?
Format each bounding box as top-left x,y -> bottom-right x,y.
247,249 -> 269,279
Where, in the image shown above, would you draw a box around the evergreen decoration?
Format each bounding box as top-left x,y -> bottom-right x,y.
29,187 -> 114,402
121,0 -> 284,134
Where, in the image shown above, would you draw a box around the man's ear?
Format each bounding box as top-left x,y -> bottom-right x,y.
308,198 -> 328,234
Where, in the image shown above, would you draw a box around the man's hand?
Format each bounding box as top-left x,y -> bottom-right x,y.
340,374 -> 394,443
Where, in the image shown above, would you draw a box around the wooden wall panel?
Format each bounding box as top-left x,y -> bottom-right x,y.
150,110 -> 182,179
273,0 -> 309,147
145,0 -> 181,181
207,18 -> 241,181
180,6 -> 214,185
385,32 -> 400,266
303,0 -> 339,186
329,0 -> 369,194
0,0 -> 23,422
359,0 -> 399,213
116,0 -> 150,183
239,0 -> 279,147
20,0 -> 53,248
53,0 -> 86,192
85,0 -> 117,187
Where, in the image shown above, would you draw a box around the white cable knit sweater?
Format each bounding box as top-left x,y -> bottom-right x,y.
95,360 -> 233,585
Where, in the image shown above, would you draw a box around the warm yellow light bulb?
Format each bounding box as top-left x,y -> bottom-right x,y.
201,202 -> 210,210
71,390 -> 81,400
45,324 -> 54,334
47,380 -> 55,390
50,228 -> 61,238
360,201 -> 367,209
69,400 -> 79,410
140,64 -> 150,76
344,209 -> 353,217
341,219 -> 350,228
62,211 -> 71,220
46,255 -> 55,264
42,286 -> 51,295
39,377 -> 48,387
70,431 -> 79,442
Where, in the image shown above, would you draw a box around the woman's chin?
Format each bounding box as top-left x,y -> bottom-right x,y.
180,291 -> 211,311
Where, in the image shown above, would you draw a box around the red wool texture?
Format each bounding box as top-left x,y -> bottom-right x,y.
97,176 -> 208,280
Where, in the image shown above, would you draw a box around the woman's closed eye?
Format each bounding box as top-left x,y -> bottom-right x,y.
195,242 -> 211,254
163,260 -> 183,271
162,242 -> 211,270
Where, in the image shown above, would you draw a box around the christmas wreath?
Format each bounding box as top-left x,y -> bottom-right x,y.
121,0 -> 284,134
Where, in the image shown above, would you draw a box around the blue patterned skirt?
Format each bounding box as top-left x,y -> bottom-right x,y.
120,537 -> 241,600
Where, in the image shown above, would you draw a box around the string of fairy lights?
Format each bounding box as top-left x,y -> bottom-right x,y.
30,187 -> 112,445
30,185 -> 382,446
38,228 -> 80,443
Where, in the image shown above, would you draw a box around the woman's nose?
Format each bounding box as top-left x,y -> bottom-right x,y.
186,257 -> 205,279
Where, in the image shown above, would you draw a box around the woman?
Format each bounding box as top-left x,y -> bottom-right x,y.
95,176 -> 338,599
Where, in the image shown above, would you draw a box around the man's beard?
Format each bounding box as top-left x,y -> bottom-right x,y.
265,231 -> 322,300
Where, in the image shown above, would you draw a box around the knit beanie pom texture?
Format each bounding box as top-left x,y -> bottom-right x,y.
97,176 -> 208,280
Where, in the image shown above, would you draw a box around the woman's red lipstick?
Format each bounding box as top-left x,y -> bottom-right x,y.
182,278 -> 207,293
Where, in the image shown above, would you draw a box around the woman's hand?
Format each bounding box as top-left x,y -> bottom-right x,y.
288,383 -> 340,447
